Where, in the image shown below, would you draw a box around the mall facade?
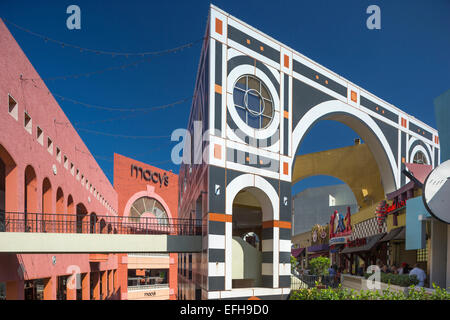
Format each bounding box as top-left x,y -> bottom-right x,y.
0,18 -> 179,300
177,5 -> 440,300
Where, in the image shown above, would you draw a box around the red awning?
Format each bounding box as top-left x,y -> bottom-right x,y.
291,247 -> 305,258
405,163 -> 432,184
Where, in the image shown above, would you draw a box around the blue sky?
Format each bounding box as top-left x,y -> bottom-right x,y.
1,0 -> 449,194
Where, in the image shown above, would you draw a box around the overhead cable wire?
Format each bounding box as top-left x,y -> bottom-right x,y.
75,127 -> 171,139
23,56 -> 151,81
3,18 -> 205,57
26,79 -> 192,113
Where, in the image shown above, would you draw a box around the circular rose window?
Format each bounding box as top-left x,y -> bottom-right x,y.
233,75 -> 274,130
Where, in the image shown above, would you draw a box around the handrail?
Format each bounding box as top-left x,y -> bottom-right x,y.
0,210 -> 203,236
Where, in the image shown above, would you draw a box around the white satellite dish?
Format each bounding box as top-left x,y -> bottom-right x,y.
423,159 -> 450,224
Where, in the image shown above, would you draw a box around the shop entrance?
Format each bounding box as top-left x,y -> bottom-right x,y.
24,279 -> 45,300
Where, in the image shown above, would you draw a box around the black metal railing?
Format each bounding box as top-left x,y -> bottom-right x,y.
291,274 -> 340,290
0,211 -> 203,236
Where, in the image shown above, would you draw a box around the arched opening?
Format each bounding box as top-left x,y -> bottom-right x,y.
56,187 -> 64,232
0,144 -> 17,231
291,104 -> 393,275
291,100 -> 398,194
99,218 -> 106,234
127,196 -> 170,234
67,195 -> 74,233
90,212 -> 98,234
24,165 -> 37,232
41,178 -> 52,232
76,203 -> 88,233
412,150 -> 428,165
231,186 -> 274,289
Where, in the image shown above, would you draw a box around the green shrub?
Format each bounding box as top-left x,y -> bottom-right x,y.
363,272 -> 419,287
289,284 -> 450,300
309,257 -> 330,276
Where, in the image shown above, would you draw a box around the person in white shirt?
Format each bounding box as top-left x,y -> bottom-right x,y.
409,263 -> 426,287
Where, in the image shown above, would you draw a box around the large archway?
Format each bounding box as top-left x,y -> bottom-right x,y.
225,174 -> 280,290
291,100 -> 398,194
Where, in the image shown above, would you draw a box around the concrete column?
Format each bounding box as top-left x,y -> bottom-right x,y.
6,280 -> 24,300
101,271 -> 107,300
108,270 -> 113,299
81,273 -> 90,300
430,220 -> 448,288
91,272 -> 100,300
66,275 -> 76,300
43,276 -> 55,300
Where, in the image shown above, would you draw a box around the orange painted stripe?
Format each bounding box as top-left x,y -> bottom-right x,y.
209,213 -> 226,222
284,110 -> 289,119
262,220 -> 291,229
215,84 -> 222,94
209,213 -> 232,223
279,221 -> 292,229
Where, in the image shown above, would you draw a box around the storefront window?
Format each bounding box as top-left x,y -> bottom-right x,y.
24,279 -> 45,300
127,269 -> 168,289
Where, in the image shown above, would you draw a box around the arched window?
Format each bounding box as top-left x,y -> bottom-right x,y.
413,151 -> 428,165
129,196 -> 168,224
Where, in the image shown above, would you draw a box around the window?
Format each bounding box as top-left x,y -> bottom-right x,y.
413,151 -> 428,165
56,147 -> 61,162
24,112 -> 32,134
129,196 -> 168,224
329,195 -> 336,207
70,163 -> 75,176
233,74 -> 274,129
64,156 -> 68,169
36,127 -> 44,145
47,137 -> 53,155
8,94 -> 18,121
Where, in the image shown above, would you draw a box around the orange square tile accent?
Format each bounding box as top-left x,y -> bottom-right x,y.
284,110 -> 289,119
283,162 -> 288,175
214,144 -> 221,159
402,157 -> 406,164
351,90 -> 357,103
315,75 -> 319,80
325,80 -> 329,85
260,46 -> 264,51
246,156 -> 250,162
284,54 -> 289,68
214,84 -> 222,94
246,39 -> 251,45
215,18 -> 223,35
